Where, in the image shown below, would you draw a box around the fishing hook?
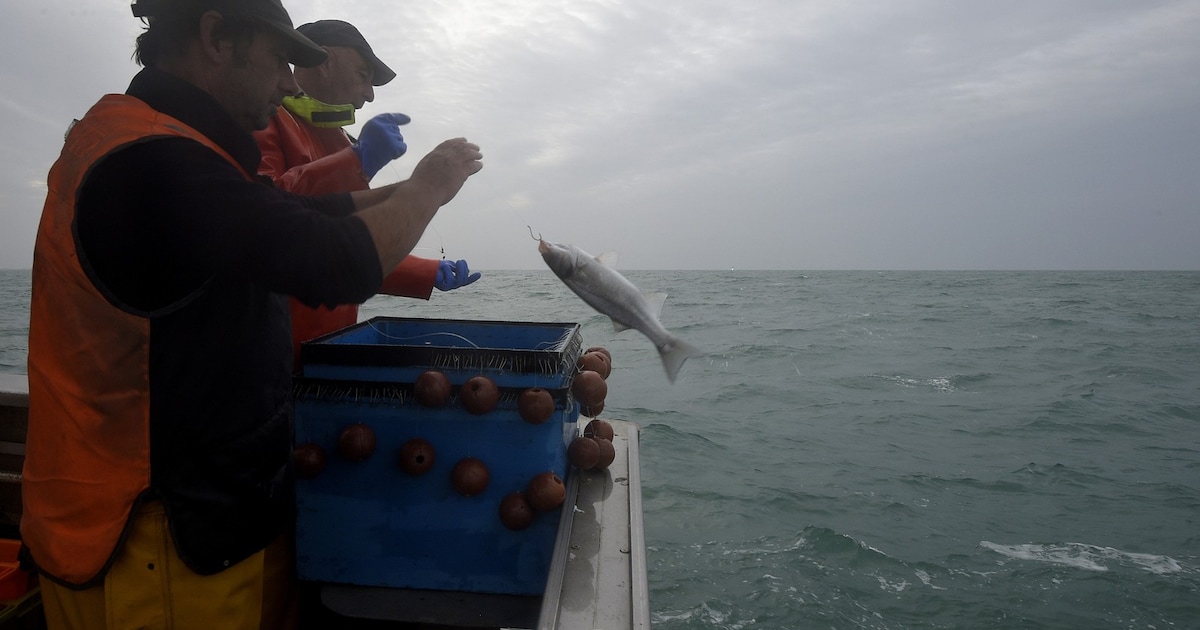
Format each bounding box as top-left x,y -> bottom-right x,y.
527,225 -> 542,241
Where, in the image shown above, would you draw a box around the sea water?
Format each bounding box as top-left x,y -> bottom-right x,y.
2,268 -> 1198,629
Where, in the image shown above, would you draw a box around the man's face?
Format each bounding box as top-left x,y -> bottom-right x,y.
322,46 -> 376,109
216,27 -> 301,131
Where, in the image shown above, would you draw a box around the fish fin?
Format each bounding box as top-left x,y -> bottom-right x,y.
643,291 -> 668,319
595,251 -> 619,267
610,318 -> 632,333
658,336 -> 704,384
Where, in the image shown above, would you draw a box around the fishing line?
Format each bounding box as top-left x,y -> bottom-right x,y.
387,149 -> 544,263
389,162 -> 447,259
365,321 -> 482,348
474,174 -> 545,245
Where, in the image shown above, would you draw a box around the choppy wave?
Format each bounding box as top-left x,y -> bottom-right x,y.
864,373 -> 994,393
979,541 -> 1189,575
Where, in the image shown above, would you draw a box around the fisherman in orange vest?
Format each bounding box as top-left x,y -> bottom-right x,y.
255,19 -> 480,362
22,1 -> 481,627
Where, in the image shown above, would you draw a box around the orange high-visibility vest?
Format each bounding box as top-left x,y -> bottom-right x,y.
23,94 -> 252,586
255,106 -> 438,363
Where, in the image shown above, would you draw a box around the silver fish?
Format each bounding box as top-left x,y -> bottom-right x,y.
538,238 -> 703,383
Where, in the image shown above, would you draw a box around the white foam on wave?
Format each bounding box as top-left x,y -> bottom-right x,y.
980,541 -> 1186,575
873,374 -> 960,392
914,569 -> 947,590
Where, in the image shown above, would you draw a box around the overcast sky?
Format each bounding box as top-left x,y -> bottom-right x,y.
2,0 -> 1198,270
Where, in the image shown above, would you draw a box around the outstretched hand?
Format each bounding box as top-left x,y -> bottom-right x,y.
353,113 -> 411,179
435,259 -> 481,291
409,138 -> 483,206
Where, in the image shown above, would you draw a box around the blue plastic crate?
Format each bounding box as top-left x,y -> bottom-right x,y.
300,317 -> 582,389
293,317 -> 582,595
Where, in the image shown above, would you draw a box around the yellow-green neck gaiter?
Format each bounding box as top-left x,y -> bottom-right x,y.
282,95 -> 356,128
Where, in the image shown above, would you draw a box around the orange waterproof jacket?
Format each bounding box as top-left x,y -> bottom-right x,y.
255,106 -> 438,360
23,95 -> 292,587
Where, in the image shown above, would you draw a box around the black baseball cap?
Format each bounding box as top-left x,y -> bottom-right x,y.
297,20 -> 397,86
131,0 -> 328,68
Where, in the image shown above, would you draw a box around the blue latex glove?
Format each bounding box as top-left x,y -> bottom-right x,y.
435,259 -> 481,291
352,113 -> 410,179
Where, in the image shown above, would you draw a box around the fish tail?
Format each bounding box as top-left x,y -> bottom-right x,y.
658,336 -> 704,384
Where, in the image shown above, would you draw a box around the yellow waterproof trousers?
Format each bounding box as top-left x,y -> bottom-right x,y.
39,502 -> 296,630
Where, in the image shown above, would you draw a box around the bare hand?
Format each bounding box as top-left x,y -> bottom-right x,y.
409,138 -> 483,206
